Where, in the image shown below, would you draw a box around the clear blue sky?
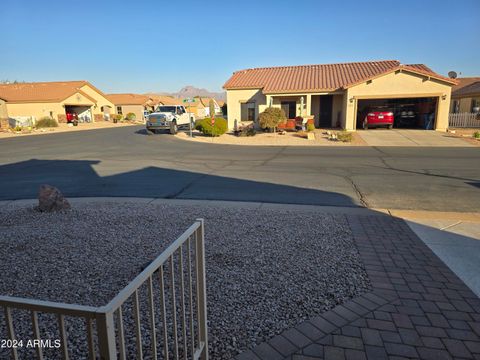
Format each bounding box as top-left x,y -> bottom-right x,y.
3,0 -> 479,93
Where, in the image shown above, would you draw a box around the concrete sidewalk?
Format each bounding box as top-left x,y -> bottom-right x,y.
406,218 -> 480,298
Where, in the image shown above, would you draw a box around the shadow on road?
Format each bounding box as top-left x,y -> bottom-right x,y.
0,158 -> 358,207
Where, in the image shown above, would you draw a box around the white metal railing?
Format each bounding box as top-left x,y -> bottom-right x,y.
0,219 -> 208,360
449,112 -> 480,128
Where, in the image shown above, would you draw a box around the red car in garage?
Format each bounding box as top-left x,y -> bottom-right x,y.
362,107 -> 394,129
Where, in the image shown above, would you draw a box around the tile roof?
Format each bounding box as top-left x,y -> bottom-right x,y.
223,60 -> 456,93
452,80 -> 480,97
146,95 -> 182,106
452,77 -> 480,93
0,81 -> 94,103
107,93 -> 151,105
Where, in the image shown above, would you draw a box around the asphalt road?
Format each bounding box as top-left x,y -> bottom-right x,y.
0,125 -> 479,211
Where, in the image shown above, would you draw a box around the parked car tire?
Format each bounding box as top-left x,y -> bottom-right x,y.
170,121 -> 178,135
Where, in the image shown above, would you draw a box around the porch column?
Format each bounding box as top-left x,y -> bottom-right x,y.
306,94 -> 312,117
266,95 -> 273,108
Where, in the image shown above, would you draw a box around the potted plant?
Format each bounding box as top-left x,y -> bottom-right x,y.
113,114 -> 122,123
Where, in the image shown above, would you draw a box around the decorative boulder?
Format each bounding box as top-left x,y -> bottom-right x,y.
37,184 -> 71,212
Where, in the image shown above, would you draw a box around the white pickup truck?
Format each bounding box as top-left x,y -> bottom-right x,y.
146,105 -> 195,134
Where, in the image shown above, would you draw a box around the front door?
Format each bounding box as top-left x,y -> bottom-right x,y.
319,95 -> 333,127
281,101 -> 296,119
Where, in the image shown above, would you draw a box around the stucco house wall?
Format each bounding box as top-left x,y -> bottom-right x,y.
0,99 -> 8,119
6,102 -> 66,120
79,84 -> 115,116
117,104 -> 144,121
6,91 -> 96,122
226,89 -> 266,129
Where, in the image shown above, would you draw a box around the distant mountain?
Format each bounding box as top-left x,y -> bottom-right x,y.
146,86 -> 226,101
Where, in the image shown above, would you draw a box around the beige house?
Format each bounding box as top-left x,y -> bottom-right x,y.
223,60 -> 457,131
0,98 -> 8,129
107,93 -> 154,122
0,81 -> 115,123
192,96 -> 223,118
145,95 -> 181,107
450,77 -> 480,113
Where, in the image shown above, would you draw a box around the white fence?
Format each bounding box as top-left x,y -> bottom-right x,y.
0,219 -> 208,360
449,113 -> 480,128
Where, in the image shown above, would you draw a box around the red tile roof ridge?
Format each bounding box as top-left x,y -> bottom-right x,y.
1,80 -> 88,85
233,60 -> 400,74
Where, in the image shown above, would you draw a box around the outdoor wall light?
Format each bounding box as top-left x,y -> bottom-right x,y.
442,94 -> 447,100
349,97 -> 354,103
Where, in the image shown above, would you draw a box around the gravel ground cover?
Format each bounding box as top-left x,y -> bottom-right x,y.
0,202 -> 370,359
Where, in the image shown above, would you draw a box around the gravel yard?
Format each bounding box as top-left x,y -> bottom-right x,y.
0,202 -> 370,359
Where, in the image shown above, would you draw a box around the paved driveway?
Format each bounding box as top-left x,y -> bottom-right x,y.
358,129 -> 472,147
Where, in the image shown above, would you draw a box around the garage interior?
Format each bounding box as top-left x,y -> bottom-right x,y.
65,105 -> 92,122
356,97 -> 438,130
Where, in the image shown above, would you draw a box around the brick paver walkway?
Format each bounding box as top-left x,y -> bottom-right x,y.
236,215 -> 480,359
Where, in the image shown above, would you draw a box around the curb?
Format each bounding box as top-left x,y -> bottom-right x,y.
2,197 -> 479,223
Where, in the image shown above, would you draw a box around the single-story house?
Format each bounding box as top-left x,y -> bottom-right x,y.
107,93 -> 154,121
0,97 -> 8,129
146,95 -> 182,107
193,96 -> 223,118
450,77 -> 480,113
0,81 -> 115,123
223,60 -> 457,131
146,95 -> 199,118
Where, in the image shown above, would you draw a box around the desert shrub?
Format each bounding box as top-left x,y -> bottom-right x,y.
125,112 -> 136,121
258,107 -> 286,131
112,114 -> 122,122
196,117 -> 227,137
473,131 -> 480,139
35,117 -> 58,128
337,131 -> 353,142
307,123 -> 315,132
238,127 -> 256,137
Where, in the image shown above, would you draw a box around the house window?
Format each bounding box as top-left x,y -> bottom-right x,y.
241,102 -> 255,121
471,99 -> 480,113
452,100 -> 460,114
117,106 -> 123,115
247,107 -> 255,121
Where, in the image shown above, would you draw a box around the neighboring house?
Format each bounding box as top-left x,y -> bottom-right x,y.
0,81 -> 115,123
223,60 -> 457,131
193,97 -> 222,118
147,95 -> 181,107
107,93 -> 153,122
148,95 -> 198,117
450,77 -> 480,113
0,97 -> 8,129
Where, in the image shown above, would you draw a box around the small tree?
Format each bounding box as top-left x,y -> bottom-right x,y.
258,107 -> 287,132
208,99 -> 215,118
125,112 -> 136,121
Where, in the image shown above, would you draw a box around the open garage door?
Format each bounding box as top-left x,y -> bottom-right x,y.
356,97 -> 438,130
65,105 -> 92,123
